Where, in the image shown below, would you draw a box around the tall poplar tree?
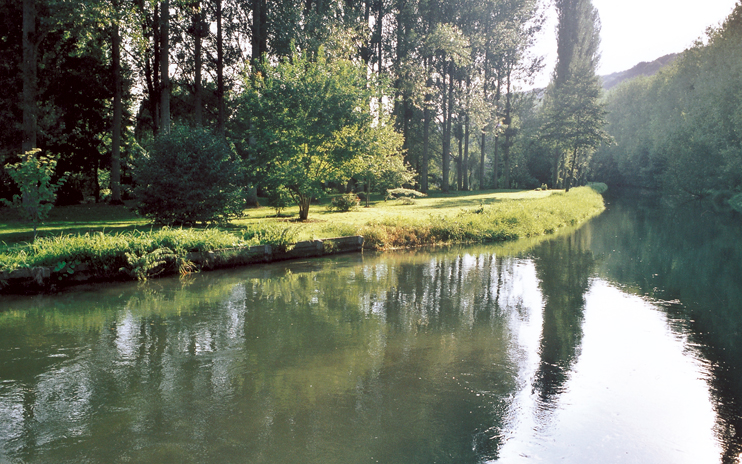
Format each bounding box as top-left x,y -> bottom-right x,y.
542,0 -> 609,191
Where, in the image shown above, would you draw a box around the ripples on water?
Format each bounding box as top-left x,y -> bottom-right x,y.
1,193 -> 741,463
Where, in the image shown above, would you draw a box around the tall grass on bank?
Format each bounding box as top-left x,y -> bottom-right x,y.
0,186 -> 605,277
0,228 -> 249,276
359,186 -> 605,249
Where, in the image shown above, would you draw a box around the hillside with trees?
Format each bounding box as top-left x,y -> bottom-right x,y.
600,53 -> 678,90
592,3 -> 742,197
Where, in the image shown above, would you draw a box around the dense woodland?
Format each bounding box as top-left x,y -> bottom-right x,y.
12,0 -> 738,212
593,3 -> 742,197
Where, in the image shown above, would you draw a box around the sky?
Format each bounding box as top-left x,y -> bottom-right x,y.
530,0 -> 739,88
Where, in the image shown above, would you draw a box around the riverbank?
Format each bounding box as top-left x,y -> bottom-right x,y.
0,186 -> 606,293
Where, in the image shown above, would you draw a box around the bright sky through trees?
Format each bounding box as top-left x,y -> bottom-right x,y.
532,0 -> 738,88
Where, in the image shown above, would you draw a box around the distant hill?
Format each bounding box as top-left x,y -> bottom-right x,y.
601,53 -> 679,90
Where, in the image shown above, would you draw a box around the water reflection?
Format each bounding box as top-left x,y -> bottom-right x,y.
531,233 -> 595,413
1,194 -> 741,463
0,249 -> 548,464
588,193 -> 742,463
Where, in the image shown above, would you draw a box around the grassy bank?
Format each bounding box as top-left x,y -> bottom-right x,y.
0,186 -> 605,277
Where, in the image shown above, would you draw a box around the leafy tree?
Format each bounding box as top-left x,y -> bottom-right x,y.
237,46 -> 405,220
2,149 -> 67,240
541,0 -> 609,191
593,3 -> 742,195
132,125 -> 245,225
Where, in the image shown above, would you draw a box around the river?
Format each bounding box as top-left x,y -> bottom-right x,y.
1,192 -> 741,464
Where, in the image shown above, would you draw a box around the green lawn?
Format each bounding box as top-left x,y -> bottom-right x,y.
228,189 -> 557,242
1,189 -> 551,246
0,187 -> 605,274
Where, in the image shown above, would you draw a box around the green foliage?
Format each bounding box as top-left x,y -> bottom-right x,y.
541,0 -> 610,191
1,150 -> 67,239
236,47 -> 406,221
133,126 -> 245,225
122,248 -> 173,282
239,224 -> 298,253
266,186 -> 294,216
587,182 -> 608,194
595,4 -> 742,194
0,228 -> 246,274
327,193 -> 361,212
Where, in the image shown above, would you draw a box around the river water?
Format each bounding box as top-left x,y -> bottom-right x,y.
1,193 -> 742,464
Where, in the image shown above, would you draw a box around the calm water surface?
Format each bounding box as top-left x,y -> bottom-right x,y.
1,194 -> 742,464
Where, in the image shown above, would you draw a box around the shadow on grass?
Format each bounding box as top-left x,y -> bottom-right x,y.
0,202 -> 149,246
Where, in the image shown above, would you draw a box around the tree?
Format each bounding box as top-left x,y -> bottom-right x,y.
22,0 -> 37,152
132,125 -> 245,225
2,149 -> 66,239
237,46 -> 406,220
160,0 -> 170,132
541,0 -> 609,191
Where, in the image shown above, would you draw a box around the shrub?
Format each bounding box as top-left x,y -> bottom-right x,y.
385,188 -> 426,200
239,224 -> 298,252
2,150 -> 67,239
586,182 -> 608,194
266,186 -> 293,216
133,125 -> 245,225
327,193 -> 360,212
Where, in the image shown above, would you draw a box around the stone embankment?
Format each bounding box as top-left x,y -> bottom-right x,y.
0,236 -> 364,294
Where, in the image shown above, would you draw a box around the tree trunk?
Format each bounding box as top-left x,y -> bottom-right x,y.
566,141 -> 579,192
251,0 -> 267,64
441,75 -> 449,193
551,148 -> 561,189
502,69 -> 513,189
216,0 -> 225,134
421,63 -> 431,193
22,0 -> 37,152
160,0 -> 170,133
376,0 -> 383,74
111,19 -> 123,204
441,65 -> 454,193
193,2 -> 203,126
493,135 -> 499,189
463,111 -> 469,191
245,186 -> 259,207
456,132 -> 463,191
479,54 -> 489,190
299,195 -> 311,220
492,74 -> 502,189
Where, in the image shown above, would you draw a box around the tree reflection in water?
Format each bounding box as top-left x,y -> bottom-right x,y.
531,232 -> 595,416
2,193 -> 742,464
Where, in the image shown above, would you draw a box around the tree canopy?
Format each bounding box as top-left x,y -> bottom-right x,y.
237,47 -> 405,220
592,3 -> 742,196
3,0 -> 738,212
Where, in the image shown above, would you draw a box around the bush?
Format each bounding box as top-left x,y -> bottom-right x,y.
327,193 -> 360,212
385,188 -> 426,200
133,126 -> 245,225
239,224 -> 298,252
2,150 -> 67,239
587,182 -> 608,194
266,186 -> 293,216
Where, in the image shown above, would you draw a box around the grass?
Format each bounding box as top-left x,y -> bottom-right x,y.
0,187 -> 606,276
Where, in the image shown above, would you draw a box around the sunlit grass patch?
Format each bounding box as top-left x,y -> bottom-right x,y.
0,187 -> 605,274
